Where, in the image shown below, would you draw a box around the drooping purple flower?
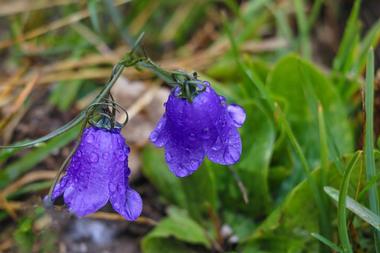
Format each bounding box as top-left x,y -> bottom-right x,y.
150,82 -> 246,177
51,126 -> 142,221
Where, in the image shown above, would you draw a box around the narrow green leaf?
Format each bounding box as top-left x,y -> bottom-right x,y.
88,0 -> 101,33
337,152 -> 360,253
311,233 -> 342,252
324,186 -> 380,231
333,0 -> 361,72
364,47 -> 380,251
294,0 -> 311,58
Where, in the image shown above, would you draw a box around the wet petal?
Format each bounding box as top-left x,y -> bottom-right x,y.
111,185 -> 142,221
165,138 -> 205,177
54,127 -> 120,217
206,113 -> 242,165
227,104 -> 246,128
109,136 -> 142,220
149,114 -> 168,147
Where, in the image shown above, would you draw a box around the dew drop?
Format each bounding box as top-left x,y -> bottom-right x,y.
177,169 -> 188,177
202,128 -> 210,139
166,152 -> 172,162
86,133 -> 95,143
89,152 -> 99,163
102,152 -> 110,159
219,96 -> 226,105
150,131 -> 158,142
189,133 -> 196,141
109,183 -> 116,192
116,150 -> 125,161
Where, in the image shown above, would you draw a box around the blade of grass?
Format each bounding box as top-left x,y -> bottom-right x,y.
364,47 -> 380,252
294,0 -> 311,58
325,186 -> 380,231
355,20 -> 380,75
332,0 -> 360,73
88,0 -> 101,33
308,0 -> 324,30
339,152 -> 361,253
311,233 -> 342,252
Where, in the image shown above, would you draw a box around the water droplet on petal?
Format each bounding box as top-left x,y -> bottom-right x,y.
150,131 -> 158,142
86,133 -> 95,143
116,150 -> 125,161
202,128 -> 210,139
109,183 -> 116,192
102,152 -> 109,159
177,168 -> 188,177
219,96 -> 226,105
166,152 -> 172,162
189,133 -> 196,141
89,152 -> 99,163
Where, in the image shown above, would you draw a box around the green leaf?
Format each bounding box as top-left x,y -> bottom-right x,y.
141,145 -> 186,208
324,187 -> 380,231
241,153 -> 364,252
337,152 -> 361,253
88,0 -> 101,33
363,47 -> 380,250
141,208 -> 211,253
267,54 -> 353,170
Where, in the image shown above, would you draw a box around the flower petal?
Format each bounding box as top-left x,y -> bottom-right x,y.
53,127 -> 118,217
206,113 -> 242,165
109,134 -> 142,220
165,138 -> 205,177
149,114 -> 168,147
227,104 -> 246,128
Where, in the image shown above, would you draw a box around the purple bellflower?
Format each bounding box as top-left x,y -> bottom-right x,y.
51,126 -> 142,221
150,81 -> 246,177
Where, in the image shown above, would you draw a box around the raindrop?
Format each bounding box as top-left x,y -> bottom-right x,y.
166,152 -> 172,162
86,133 -> 95,144
116,150 -> 125,161
150,131 -> 158,142
189,133 -> 196,141
109,183 -> 116,192
202,128 -> 210,139
89,152 -> 99,163
102,152 -> 110,159
177,169 -> 188,177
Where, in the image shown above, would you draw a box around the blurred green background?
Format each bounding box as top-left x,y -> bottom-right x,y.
0,0 -> 380,252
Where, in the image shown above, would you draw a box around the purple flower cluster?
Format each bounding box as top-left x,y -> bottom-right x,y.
150,82 -> 246,177
51,81 -> 245,220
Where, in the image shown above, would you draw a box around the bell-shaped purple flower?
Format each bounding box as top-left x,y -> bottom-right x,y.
51,126 -> 142,221
150,82 -> 246,177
